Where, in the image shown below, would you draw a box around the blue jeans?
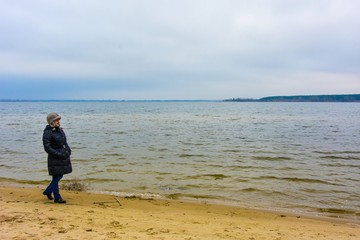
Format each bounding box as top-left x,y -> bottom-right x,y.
45,175 -> 63,200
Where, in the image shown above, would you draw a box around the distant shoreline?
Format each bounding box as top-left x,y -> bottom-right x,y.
225,94 -> 360,102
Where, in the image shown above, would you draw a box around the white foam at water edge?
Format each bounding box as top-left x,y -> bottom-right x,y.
90,190 -> 164,200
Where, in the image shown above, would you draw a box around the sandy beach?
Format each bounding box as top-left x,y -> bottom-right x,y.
0,186 -> 359,240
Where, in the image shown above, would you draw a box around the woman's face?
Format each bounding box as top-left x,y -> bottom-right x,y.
53,119 -> 60,127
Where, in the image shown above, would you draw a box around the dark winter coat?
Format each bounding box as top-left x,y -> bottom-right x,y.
43,125 -> 72,176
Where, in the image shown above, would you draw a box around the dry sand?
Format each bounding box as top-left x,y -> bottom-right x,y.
0,186 -> 359,240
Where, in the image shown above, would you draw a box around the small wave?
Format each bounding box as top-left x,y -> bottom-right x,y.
0,149 -> 24,155
169,162 -> 189,166
0,177 -> 49,185
183,184 -> 217,189
256,176 -> 330,184
314,150 -> 360,154
0,164 -> 14,169
106,168 -> 126,173
207,164 -> 225,168
223,149 -> 242,153
166,193 -> 183,199
302,188 -> 331,194
321,163 -> 360,169
165,193 -> 228,201
279,167 -> 297,171
148,147 -> 168,152
93,190 -> 162,200
233,178 -> 249,183
113,131 -> 126,134
230,165 -> 267,170
240,187 -> 289,197
317,208 -> 359,215
84,178 -> 124,183
180,142 -> 205,146
108,163 -> 125,167
102,153 -> 126,157
302,188 -> 350,195
73,158 -> 94,163
7,123 -> 21,126
70,146 -> 86,150
179,154 -> 207,158
148,171 -> 172,176
252,156 -> 292,161
186,174 -> 231,180
241,187 -> 265,193
320,155 -> 360,160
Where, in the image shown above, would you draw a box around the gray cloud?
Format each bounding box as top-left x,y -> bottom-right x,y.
0,0 -> 359,99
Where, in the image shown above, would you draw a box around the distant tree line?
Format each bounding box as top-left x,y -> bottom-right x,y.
224,94 -> 360,102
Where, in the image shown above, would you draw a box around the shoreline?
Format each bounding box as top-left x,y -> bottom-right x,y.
1,179 -> 359,225
1,185 -> 359,240
91,189 -> 360,225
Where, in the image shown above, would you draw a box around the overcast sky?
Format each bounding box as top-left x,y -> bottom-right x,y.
1,0 -> 359,100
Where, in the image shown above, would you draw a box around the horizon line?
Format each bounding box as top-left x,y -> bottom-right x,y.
1,93 -> 359,103
0,99 -> 223,102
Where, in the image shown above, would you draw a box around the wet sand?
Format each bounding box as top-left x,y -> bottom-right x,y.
0,186 -> 359,240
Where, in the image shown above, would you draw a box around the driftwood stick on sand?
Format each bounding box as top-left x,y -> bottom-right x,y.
114,197 -> 122,206
93,198 -> 122,207
93,201 -> 116,204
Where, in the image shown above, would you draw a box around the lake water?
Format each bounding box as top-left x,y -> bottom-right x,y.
1,101 -> 359,222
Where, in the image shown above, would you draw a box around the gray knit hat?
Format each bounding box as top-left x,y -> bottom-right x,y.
47,112 -> 61,124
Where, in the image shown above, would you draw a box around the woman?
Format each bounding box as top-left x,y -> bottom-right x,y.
42,112 -> 72,203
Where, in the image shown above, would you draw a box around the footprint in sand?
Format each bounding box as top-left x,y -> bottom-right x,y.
109,220 -> 123,228
107,232 -> 117,238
